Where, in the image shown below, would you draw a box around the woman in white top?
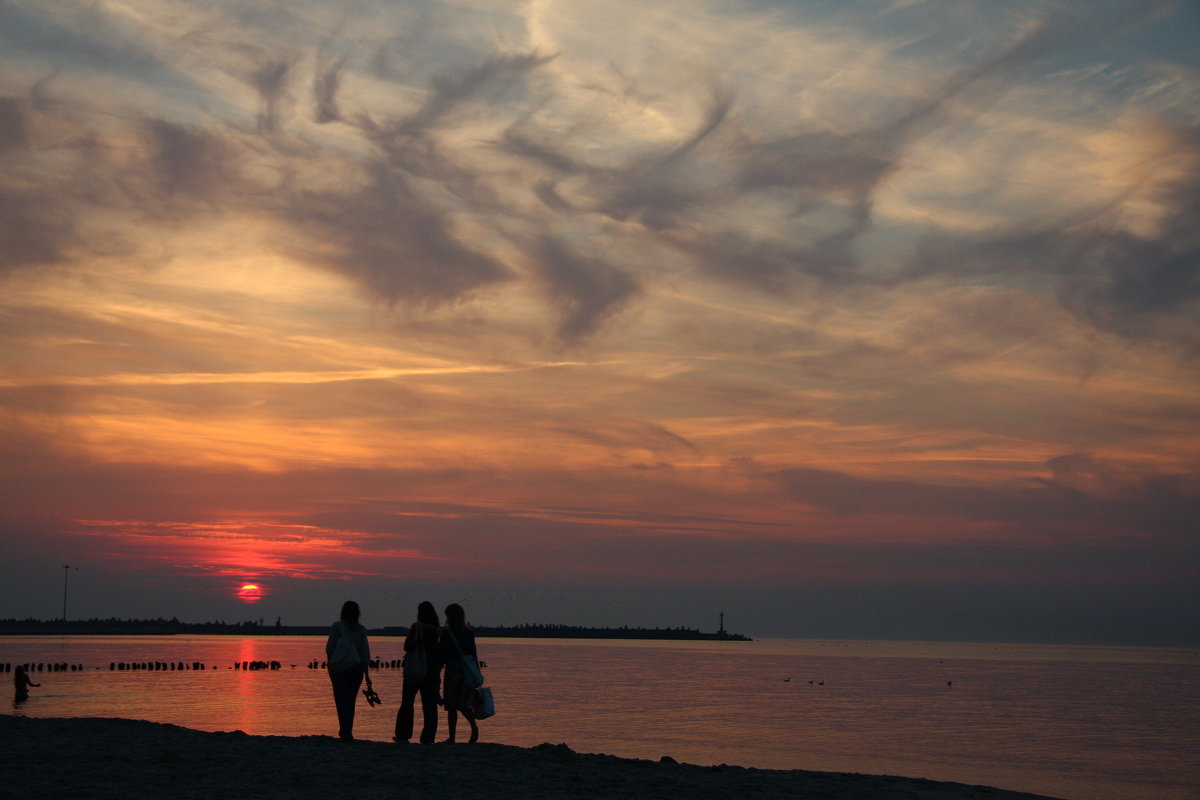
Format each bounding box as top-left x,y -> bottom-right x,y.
325,600 -> 372,741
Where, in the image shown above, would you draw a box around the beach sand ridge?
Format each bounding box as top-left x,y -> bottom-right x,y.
0,715 -> 1065,799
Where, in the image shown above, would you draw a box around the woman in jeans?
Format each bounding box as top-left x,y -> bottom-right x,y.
394,600 -> 442,744
325,600 -> 372,741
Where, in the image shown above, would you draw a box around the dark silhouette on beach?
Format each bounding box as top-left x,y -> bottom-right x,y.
13,665 -> 40,702
325,600 -> 373,741
440,603 -> 480,744
394,601 -> 443,744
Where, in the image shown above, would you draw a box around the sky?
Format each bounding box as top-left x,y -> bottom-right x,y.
1,0 -> 1198,645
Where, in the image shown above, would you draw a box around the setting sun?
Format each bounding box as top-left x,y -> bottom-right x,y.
235,583 -> 264,604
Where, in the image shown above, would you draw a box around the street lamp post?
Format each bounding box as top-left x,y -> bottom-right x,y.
62,564 -> 74,621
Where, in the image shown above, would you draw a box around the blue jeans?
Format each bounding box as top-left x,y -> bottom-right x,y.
329,666 -> 364,740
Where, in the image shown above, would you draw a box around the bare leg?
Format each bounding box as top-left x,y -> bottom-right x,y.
464,708 -> 479,743
443,705 -> 457,744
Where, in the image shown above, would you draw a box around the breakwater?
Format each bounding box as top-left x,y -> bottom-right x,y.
3,658 -> 424,673
1,662 -> 85,672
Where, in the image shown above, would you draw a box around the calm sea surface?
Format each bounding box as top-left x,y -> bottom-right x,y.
3,635 -> 1197,800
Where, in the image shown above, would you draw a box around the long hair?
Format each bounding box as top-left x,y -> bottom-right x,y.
340,600 -> 361,628
417,600 -> 438,627
444,602 -> 466,630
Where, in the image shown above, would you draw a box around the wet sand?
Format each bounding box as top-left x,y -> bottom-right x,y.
0,715 -> 1064,799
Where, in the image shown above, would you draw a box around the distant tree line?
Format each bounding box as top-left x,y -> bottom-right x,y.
1,617 -> 750,640
0,617 -> 280,634
468,623 -> 751,641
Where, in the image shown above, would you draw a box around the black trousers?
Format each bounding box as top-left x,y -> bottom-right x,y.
395,674 -> 440,743
329,666 -> 364,740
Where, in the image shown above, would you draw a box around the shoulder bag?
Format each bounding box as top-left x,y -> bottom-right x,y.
444,628 -> 484,688
403,623 -> 428,681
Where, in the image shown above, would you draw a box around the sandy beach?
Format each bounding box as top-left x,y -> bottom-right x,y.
1,715 -> 1064,800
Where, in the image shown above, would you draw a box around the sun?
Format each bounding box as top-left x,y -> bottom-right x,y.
235,583 -> 265,604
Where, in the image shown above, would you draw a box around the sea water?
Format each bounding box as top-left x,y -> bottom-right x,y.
2,635 -> 1197,800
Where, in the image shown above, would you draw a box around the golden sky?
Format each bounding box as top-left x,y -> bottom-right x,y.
1,0 -> 1197,642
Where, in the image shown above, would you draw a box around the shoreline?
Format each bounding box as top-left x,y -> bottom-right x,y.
1,715 -> 1064,799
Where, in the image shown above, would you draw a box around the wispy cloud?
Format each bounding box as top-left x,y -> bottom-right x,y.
0,0 -> 1197,639
0,361 -> 593,388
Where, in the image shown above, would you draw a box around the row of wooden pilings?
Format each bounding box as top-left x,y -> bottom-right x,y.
4,659 -> 415,672
107,661 -> 286,670
308,658 -> 409,670
115,662 -> 213,671
0,661 -> 284,671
